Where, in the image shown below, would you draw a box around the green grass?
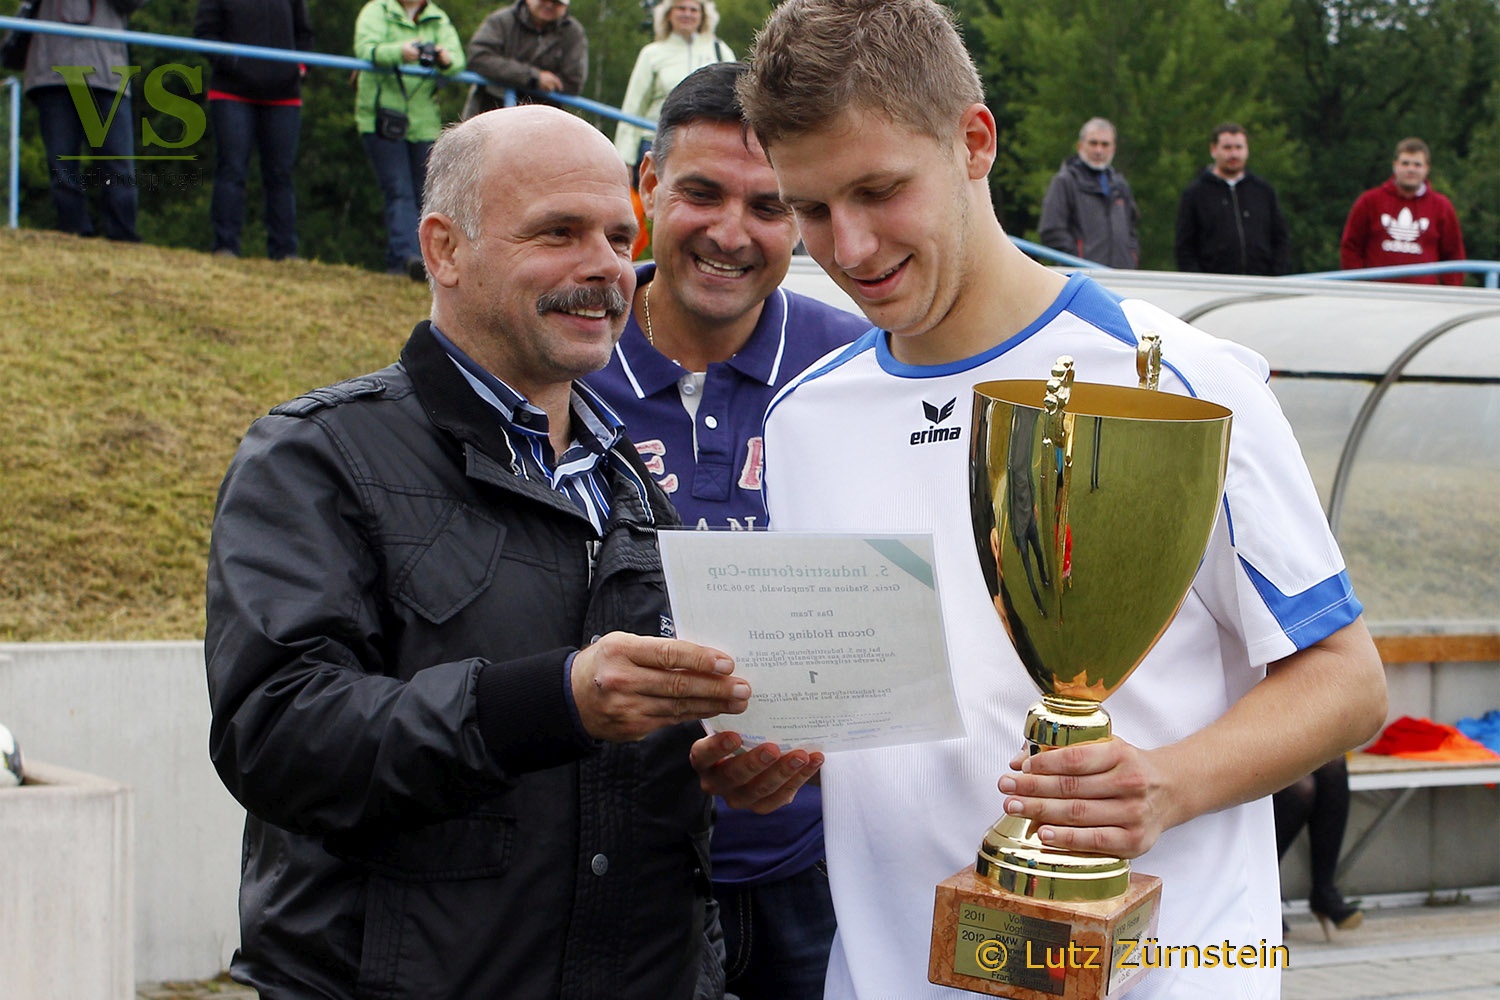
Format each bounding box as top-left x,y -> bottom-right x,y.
3,227 -> 1490,640
1,228 -> 432,641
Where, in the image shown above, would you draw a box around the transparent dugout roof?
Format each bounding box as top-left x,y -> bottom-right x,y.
782,259 -> 1500,630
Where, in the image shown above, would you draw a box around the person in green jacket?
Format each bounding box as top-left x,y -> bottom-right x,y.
354,0 -> 466,280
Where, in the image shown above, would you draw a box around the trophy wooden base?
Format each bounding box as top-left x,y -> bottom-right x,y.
929,867 -> 1162,999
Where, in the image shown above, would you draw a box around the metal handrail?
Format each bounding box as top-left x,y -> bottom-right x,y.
1010,237 -> 1105,270
0,15 -> 656,227
4,75 -> 17,229
1292,260 -> 1500,289
1019,237 -> 1500,289
0,15 -> 655,128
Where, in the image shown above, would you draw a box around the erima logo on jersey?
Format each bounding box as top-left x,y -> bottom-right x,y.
911,397 -> 962,446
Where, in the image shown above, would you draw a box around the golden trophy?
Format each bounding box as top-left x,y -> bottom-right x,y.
929,345 -> 1232,999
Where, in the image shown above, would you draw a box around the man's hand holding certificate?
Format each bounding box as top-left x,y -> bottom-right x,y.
658,532 -> 964,754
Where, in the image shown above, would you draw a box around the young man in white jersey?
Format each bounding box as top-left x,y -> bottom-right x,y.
689,2 -> 1388,998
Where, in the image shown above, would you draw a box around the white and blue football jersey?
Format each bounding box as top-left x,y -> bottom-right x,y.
763,272 -> 1359,1000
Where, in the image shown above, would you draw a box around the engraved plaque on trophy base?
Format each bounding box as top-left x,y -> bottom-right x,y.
929,868 -> 1161,999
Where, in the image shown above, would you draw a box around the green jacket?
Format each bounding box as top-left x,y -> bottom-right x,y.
354,0 -> 466,141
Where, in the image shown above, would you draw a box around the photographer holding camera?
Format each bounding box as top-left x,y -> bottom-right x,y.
354,0 -> 464,281
460,0 -> 589,119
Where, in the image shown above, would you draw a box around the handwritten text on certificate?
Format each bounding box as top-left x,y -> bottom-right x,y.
658,531 -> 965,753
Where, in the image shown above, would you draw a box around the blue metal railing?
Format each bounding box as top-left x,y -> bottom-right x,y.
0,15 -> 654,126
4,74 -> 17,229
1018,236 -> 1500,289
0,15 -> 655,228
1010,237 -> 1101,270
1292,260 -> 1500,289
1007,198 -> 1500,287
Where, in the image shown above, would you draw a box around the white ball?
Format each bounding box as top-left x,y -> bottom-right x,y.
0,723 -> 22,787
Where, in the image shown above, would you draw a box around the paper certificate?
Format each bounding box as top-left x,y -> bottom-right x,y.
657,531 -> 965,753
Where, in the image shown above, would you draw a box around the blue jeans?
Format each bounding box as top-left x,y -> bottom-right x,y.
30,84 -> 139,241
362,132 -> 431,271
210,99 -> 301,259
720,861 -> 836,1000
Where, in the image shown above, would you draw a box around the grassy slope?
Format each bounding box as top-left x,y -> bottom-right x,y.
1,229 -> 432,641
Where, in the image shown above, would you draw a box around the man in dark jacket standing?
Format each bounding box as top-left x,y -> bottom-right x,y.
1175,122 -> 1290,275
194,0 -> 314,259
461,0 -> 588,117
206,106 -> 751,1000
1037,117 -> 1139,268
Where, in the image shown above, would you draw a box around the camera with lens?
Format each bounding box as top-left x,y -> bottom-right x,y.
414,41 -> 439,68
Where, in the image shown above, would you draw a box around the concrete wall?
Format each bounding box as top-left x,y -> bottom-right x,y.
0,760 -> 134,999
0,642 -> 241,982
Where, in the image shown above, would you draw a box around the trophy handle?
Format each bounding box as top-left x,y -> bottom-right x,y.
1136,333 -> 1162,390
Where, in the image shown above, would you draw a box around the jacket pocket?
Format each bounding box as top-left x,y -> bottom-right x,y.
327,812 -> 516,881
393,502 -> 505,624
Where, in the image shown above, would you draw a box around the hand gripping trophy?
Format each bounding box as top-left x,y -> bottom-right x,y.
929,340 -> 1232,1000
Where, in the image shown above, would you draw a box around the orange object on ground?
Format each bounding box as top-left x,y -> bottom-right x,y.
1364,715 -> 1500,762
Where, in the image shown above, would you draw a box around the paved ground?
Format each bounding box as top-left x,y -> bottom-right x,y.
137,894 -> 1500,1000
1281,892 -> 1500,1000
137,975 -> 256,999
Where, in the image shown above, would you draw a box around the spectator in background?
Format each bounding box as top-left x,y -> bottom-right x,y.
613,0 -> 732,182
194,0 -> 314,261
1274,757 -> 1364,938
1038,117 -> 1140,268
23,0 -> 147,242
1340,137 -> 1466,286
1175,122 -> 1290,275
584,63 -> 867,999
354,0 -> 465,281
461,0 -> 587,119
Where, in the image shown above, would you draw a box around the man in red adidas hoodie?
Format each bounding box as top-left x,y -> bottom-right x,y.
1340,137 -> 1466,285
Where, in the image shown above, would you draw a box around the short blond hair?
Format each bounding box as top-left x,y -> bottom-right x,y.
737,0 -> 983,148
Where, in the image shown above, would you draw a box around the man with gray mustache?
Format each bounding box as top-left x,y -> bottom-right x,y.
205,105 -> 752,999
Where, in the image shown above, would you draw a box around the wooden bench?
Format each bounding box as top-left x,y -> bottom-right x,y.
1335,632 -> 1500,878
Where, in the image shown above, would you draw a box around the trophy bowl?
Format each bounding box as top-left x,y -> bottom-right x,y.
968,364 -> 1231,902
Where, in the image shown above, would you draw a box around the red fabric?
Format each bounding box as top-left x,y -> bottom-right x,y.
207,90 -> 303,107
1339,178 -> 1466,285
1365,715 -> 1500,762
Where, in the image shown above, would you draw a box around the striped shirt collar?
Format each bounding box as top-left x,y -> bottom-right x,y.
429,323 -> 625,532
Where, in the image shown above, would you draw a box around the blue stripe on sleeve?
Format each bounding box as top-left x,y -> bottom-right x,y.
1237,557 -> 1364,650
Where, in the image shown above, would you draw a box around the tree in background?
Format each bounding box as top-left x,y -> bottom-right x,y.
961,0 -> 1298,271
1275,0 -> 1500,269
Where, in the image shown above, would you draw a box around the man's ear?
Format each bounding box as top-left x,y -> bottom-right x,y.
639,150 -> 660,215
420,213 -> 463,288
960,103 -> 998,181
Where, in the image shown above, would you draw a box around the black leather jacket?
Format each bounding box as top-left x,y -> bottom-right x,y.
206,322 -> 722,999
